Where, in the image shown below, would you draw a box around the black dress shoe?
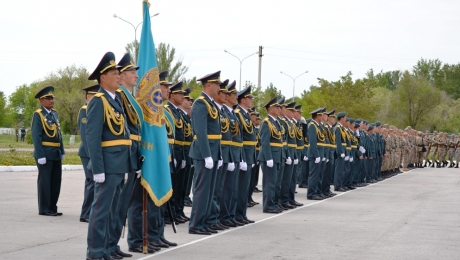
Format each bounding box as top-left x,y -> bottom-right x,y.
218,223 -> 229,229
282,203 -> 295,209
39,212 -> 58,216
204,227 -> 218,233
178,216 -> 189,222
103,256 -> 115,260
347,186 -> 356,190
209,224 -> 225,230
129,246 -> 155,254
189,228 -> 211,235
291,201 -> 303,206
233,220 -> 245,226
174,217 -> 186,223
247,202 -> 254,208
160,237 -> 177,247
221,221 -> 237,227
252,201 -> 260,205
184,201 -> 192,207
334,188 -> 345,192
116,250 -> 132,257
80,218 -> 89,223
245,219 -> 255,223
150,240 -> 169,248
54,212 -> 63,216
146,243 -> 161,251
307,196 -> 323,200
109,253 -> 123,259
240,219 -> 250,224
86,258 -> 103,260
263,209 -> 280,214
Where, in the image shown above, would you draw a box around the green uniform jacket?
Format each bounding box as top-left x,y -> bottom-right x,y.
32,106 -> 64,160
257,115 -> 284,163
165,102 -> 186,167
218,103 -> 234,163
224,104 -> 243,163
77,105 -> 89,158
117,88 -> 142,171
189,92 -> 222,161
235,105 -> 256,164
86,87 -> 131,174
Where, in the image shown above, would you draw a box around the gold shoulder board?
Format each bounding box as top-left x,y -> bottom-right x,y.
94,93 -> 104,97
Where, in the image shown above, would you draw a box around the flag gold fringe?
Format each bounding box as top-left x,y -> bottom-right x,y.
141,177 -> 172,207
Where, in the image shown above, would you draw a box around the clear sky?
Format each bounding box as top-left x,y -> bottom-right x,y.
1,0 -> 459,99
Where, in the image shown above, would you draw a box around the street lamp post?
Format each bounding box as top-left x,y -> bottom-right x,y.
113,13 -> 159,44
224,50 -> 258,91
280,71 -> 308,101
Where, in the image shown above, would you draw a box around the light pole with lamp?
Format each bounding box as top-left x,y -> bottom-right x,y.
113,13 -> 159,63
224,50 -> 258,91
280,71 -> 308,101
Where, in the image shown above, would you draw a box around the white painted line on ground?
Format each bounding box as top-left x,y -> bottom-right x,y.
138,170 -> 408,259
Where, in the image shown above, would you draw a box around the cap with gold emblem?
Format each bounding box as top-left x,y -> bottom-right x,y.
117,53 -> 139,72
278,96 -> 286,107
219,79 -> 230,94
227,80 -> 237,93
35,86 -> 55,99
183,87 -> 191,99
82,84 -> 99,94
159,70 -> 172,85
286,101 -> 296,110
197,71 -> 222,84
264,96 -> 280,109
88,52 -> 120,80
237,86 -> 254,101
170,81 -> 185,94
294,104 -> 302,113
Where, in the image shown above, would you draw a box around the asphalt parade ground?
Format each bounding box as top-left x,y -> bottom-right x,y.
1,168 -> 459,260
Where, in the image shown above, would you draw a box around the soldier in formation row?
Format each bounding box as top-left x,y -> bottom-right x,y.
31,52 -> 460,260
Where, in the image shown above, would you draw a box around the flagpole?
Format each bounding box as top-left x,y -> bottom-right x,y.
142,187 -> 148,254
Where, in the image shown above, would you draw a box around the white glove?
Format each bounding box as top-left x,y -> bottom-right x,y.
322,157 -> 326,161
252,164 -> 255,168
61,154 -> 65,161
326,159 -> 329,163
191,164 -> 194,168
294,159 -> 299,165
267,159 -> 274,168
228,162 -> 235,171
204,157 -> 213,169
94,173 -> 105,183
174,159 -> 177,167
303,156 -> 308,161
240,161 -> 247,171
218,159 -> 223,169
124,173 -> 128,184
315,157 -> 320,164
37,157 -> 46,165
136,170 -> 141,178
344,156 -> 349,161
349,157 -> 354,162
359,146 -> 366,153
340,153 -> 345,158
286,157 -> 292,165
181,160 -> 186,169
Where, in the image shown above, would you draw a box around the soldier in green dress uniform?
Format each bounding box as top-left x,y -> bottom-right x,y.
32,86 -> 65,217
85,52 -> 132,260
188,71 -> 223,235
78,85 -> 99,223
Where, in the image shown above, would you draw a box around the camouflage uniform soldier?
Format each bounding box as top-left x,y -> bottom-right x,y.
447,134 -> 456,168
455,134 -> 460,168
415,131 -> 424,168
429,131 -> 438,168
402,132 -> 410,171
436,133 -> 448,168
422,130 -> 431,167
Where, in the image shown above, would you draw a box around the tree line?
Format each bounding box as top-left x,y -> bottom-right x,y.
1,44 -> 459,134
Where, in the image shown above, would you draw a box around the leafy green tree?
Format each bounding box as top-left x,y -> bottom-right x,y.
0,91 -> 7,126
7,84 -> 38,128
389,71 -> 441,129
42,65 -> 91,134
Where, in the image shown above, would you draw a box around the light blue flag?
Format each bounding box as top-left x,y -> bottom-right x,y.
135,0 -> 172,206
